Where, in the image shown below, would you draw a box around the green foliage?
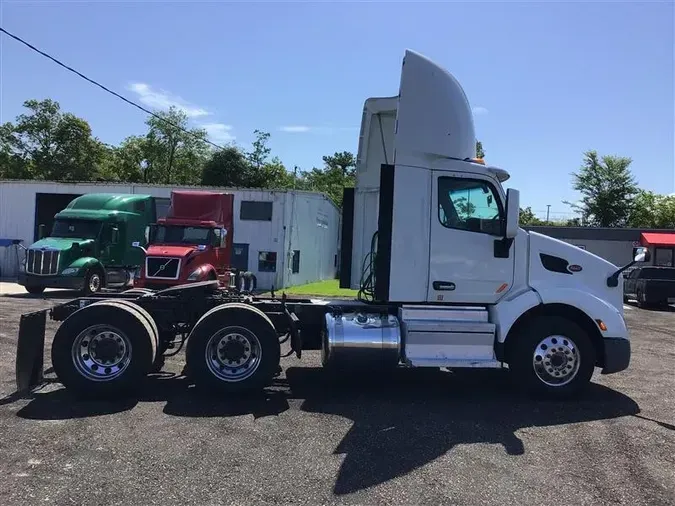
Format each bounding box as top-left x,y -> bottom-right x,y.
296,151 -> 356,207
201,146 -> 252,187
0,99 -> 110,181
628,190 -> 675,228
519,206 -> 545,225
475,140 -> 485,159
563,150 -> 639,227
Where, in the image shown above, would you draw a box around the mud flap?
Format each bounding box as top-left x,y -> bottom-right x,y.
15,309 -> 47,392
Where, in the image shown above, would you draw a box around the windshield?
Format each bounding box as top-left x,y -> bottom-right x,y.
51,219 -> 102,239
151,225 -> 213,245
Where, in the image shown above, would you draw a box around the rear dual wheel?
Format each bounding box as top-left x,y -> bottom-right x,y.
185,303 -> 280,393
51,300 -> 159,398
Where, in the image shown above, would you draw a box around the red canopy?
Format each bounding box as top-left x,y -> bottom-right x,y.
640,232 -> 675,247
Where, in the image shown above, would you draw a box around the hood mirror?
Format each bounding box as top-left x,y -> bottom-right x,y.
608,247 -> 651,287
633,246 -> 649,263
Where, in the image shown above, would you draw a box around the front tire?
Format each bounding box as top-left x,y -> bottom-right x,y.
82,268 -> 104,295
185,303 -> 280,393
51,300 -> 157,398
508,315 -> 596,399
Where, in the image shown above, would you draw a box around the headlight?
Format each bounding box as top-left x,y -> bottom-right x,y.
187,268 -> 202,281
62,268 -> 79,275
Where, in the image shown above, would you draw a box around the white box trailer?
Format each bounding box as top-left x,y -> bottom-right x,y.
14,49 -> 641,401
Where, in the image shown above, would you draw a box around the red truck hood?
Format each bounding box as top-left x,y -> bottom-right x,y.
146,245 -> 198,258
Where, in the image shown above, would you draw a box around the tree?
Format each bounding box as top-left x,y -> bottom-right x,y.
629,190 -> 675,228
201,146 -> 252,187
476,140 -> 485,159
0,99 -> 109,181
141,107 -> 210,185
519,206 -> 545,225
298,151 -> 357,207
564,150 -> 639,227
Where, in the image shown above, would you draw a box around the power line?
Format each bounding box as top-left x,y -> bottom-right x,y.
0,26 -> 226,151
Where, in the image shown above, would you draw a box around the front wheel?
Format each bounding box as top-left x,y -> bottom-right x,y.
508,315 -> 596,399
82,268 -> 104,295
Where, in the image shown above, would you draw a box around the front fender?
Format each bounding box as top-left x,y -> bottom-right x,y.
189,263 -> 217,280
66,257 -> 101,272
535,287 -> 628,340
490,289 -> 542,343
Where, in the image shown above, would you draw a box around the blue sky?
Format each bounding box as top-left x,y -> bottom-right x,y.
1,0 -> 673,219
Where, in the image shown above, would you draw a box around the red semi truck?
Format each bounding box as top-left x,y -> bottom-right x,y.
133,190 -> 236,290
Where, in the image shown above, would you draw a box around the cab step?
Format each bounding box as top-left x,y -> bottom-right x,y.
399,305 -> 499,367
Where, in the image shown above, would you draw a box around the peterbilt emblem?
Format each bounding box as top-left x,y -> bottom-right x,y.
568,264 -> 582,273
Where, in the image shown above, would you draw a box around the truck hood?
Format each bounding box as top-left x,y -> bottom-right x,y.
527,231 -> 624,312
146,245 -> 199,258
30,238 -> 95,251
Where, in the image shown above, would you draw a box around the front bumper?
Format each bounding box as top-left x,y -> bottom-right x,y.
18,272 -> 85,291
601,337 -> 631,374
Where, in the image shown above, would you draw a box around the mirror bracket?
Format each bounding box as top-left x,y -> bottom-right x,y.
607,247 -> 650,287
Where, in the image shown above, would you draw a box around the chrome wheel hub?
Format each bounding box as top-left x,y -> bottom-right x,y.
205,326 -> 261,382
89,274 -> 101,293
532,335 -> 580,387
72,325 -> 132,381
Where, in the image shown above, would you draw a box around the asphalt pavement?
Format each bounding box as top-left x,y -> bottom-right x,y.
0,288 -> 673,505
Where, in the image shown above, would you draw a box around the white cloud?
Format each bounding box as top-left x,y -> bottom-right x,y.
127,82 -> 210,118
278,125 -> 359,134
201,123 -> 235,143
279,125 -> 312,133
472,106 -> 489,116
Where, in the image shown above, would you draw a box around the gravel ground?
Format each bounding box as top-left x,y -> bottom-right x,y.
0,290 -> 673,506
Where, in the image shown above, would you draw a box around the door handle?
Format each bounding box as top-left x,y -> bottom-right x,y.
433,281 -> 456,291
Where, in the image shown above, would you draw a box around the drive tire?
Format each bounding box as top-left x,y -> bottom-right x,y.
185,303 -> 280,394
508,315 -> 596,399
51,300 -> 157,399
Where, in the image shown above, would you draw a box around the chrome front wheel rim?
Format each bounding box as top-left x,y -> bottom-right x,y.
89,273 -> 101,293
532,335 -> 580,387
205,326 -> 262,382
71,324 -> 132,381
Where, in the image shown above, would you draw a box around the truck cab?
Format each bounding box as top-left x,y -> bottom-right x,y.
18,193 -> 156,295
133,190 -> 235,290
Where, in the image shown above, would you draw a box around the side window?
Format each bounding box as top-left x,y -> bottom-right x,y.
438,176 -> 504,235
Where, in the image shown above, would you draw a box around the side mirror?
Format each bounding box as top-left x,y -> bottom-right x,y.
38,224 -> 46,239
504,188 -> 520,239
111,226 -> 119,245
634,247 -> 650,263
608,246 -> 651,287
131,241 -> 147,254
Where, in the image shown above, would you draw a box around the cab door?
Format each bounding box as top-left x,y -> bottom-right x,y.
428,170 -> 515,304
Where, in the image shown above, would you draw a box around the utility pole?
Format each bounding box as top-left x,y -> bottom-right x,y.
546,205 -> 551,224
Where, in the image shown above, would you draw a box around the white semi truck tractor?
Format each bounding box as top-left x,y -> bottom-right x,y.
15,49 -> 644,400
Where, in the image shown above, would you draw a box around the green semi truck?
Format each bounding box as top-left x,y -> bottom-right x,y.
18,193 -> 157,295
